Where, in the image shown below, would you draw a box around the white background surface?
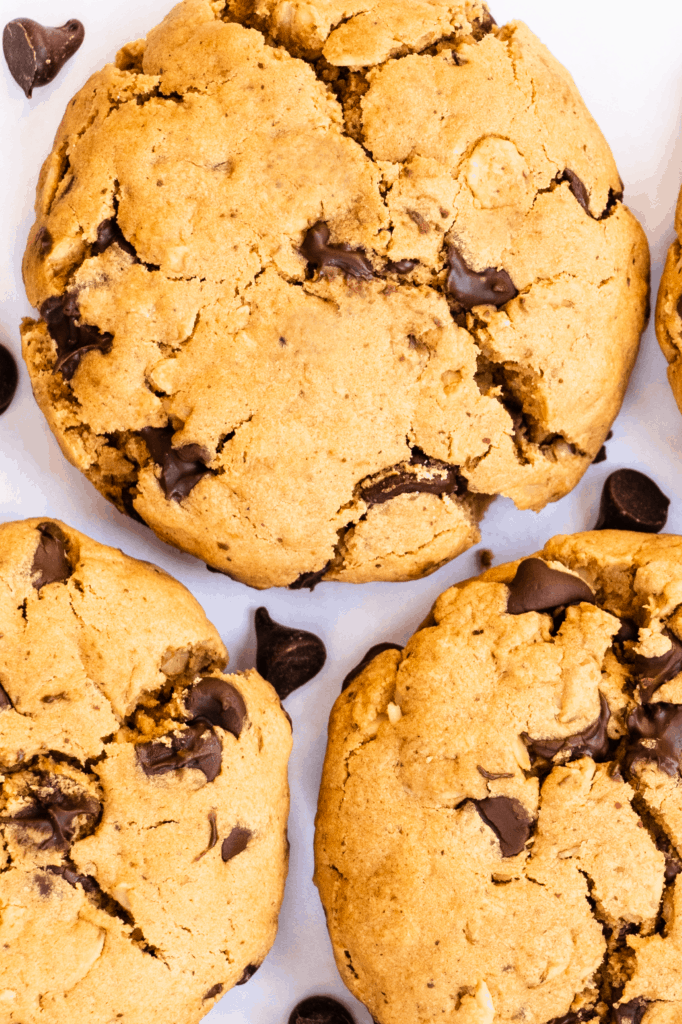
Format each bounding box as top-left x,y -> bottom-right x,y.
1,0 -> 682,1020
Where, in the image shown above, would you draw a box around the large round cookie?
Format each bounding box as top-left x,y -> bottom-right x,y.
0,518 -> 291,1024
656,192 -> 682,413
315,532 -> 682,1024
21,0 -> 649,589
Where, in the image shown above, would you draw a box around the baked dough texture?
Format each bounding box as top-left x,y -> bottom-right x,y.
315,532 -> 682,1024
0,518 -> 291,1024
656,191 -> 682,414
21,0 -> 649,589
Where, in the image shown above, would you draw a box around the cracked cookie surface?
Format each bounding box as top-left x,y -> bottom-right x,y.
0,518 -> 291,1023
656,190 -> 682,418
21,0 -> 649,589
315,531 -> 682,1024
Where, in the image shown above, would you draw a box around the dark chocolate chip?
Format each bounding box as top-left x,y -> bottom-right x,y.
137,720 -> 222,782
342,643 -> 403,691
632,630 -> 682,702
474,796 -> 533,857
0,345 -> 19,415
471,10 -> 497,39
3,18 -> 84,98
288,996 -> 356,1024
560,169 -> 590,214
93,217 -> 138,260
625,703 -> 682,777
446,247 -> 517,310
44,862 -> 98,893
524,693 -> 611,767
0,785 -> 100,850
361,449 -> 466,507
289,561 -> 331,591
615,618 -> 639,644
407,209 -> 430,234
140,424 -> 213,502
612,1000 -> 649,1024
593,446 -> 607,464
477,765 -> 514,781
506,558 -> 594,615
37,226 -> 53,257
187,678 -> 247,738
595,469 -> 670,533
120,486 -> 147,525
255,608 -> 326,700
221,825 -> 252,862
547,1011 -> 594,1024
677,293 -> 682,321
32,521 -> 73,590
385,259 -> 419,274
203,983 -> 224,1001
236,963 -> 260,985
300,222 -> 374,280
0,684 -> 11,710
41,294 -> 113,381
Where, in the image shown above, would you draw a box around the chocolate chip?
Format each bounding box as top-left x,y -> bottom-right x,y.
547,1011 -> 594,1024
625,703 -> 682,777
0,685 -> 12,710
361,449 -> 466,507
32,521 -> 73,590
0,345 -> 18,415
37,226 -> 53,257
137,720 -> 222,782
385,259 -> 418,274
140,424 -> 213,502
236,963 -> 260,985
524,693 -> 611,767
560,169 -> 590,214
615,618 -> 639,644
255,608 -> 326,700
3,18 -> 84,98
407,209 -> 430,234
203,983 -> 224,1001
632,630 -> 682,702
0,784 -> 100,850
506,558 -> 594,615
44,862 -> 98,893
93,218 -> 138,260
474,797 -> 533,857
446,247 -> 517,310
41,294 -> 113,381
595,469 -> 670,533
186,678 -> 247,738
300,222 -> 374,280
342,643 -> 403,691
471,11 -> 497,39
289,561 -> 331,591
221,825 -> 252,862
612,1000 -> 649,1024
288,996 -> 356,1024
593,446 -> 607,464
677,293 -> 682,321
477,766 -> 514,781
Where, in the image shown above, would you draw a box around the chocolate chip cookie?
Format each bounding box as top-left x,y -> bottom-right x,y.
315,531 -> 682,1024
656,193 -> 682,414
0,518 -> 291,1023
21,0 -> 649,589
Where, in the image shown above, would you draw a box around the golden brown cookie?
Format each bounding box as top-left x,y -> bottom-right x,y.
21,0 -> 649,589
656,191 -> 682,414
315,531 -> 682,1024
0,518 -> 291,1024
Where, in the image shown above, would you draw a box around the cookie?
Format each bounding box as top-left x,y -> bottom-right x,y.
21,0 -> 649,589
656,192 -> 682,413
315,531 -> 682,1024
0,518 -> 291,1023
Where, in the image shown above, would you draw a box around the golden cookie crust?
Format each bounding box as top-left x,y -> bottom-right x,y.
22,0 -> 649,589
656,189 -> 682,413
315,531 -> 682,1024
0,518 -> 291,1024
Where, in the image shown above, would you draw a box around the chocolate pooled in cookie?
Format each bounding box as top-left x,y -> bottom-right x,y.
3,17 -> 84,98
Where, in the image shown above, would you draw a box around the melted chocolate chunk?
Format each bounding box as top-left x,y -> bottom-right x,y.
594,446 -> 607,464
41,294 -> 113,381
140,424 -> 213,502
3,18 -> 84,98
446,247 -> 517,310
300,222 -> 374,280
44,862 -> 98,893
186,678 -> 247,738
677,293 -> 682,322
342,643 -> 403,691
0,345 -> 18,415
221,825 -> 252,862
506,558 -> 594,616
32,521 -> 73,590
203,983 -> 224,1001
632,630 -> 682,702
289,561 -> 331,591
385,259 -> 418,274
0,685 -> 11,710
625,703 -> 682,777
612,1000 -> 649,1024
560,169 -> 590,214
93,217 -> 138,260
477,766 -> 514,781
0,785 -> 100,850
547,1012 -> 593,1024
137,720 -> 222,782
361,450 -> 465,507
474,796 -> 533,857
288,996 -> 356,1024
236,963 -> 260,985
524,693 -> 611,766
255,608 -> 327,700
595,469 -> 670,533
37,226 -> 53,257
615,618 -> 639,644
